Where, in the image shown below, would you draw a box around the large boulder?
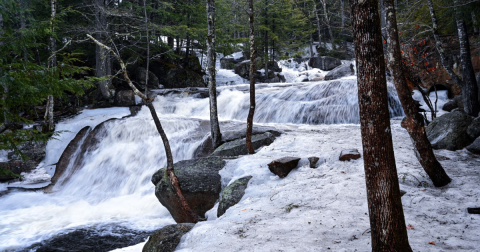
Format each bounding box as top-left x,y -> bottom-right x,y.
142,223 -> 195,252
308,57 -> 342,71
467,137 -> 480,154
211,132 -> 276,157
165,68 -> 206,88
467,117 -> 480,140
266,61 -> 282,72
268,156 -> 301,178
217,176 -> 253,217
442,100 -> 458,112
114,90 -> 136,107
151,157 -> 226,223
136,67 -> 160,90
324,63 -> 354,80
220,57 -> 243,70
426,110 -> 474,150
234,59 -> 263,79
184,56 -> 203,73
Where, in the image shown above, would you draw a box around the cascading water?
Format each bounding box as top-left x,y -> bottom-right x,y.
0,77 -> 404,251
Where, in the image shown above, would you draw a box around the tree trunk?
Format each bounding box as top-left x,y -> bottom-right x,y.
321,0 -> 334,48
264,0 -> 269,82
86,34 -> 200,223
455,1 -> 479,116
206,0 -> 222,149
384,0 -> 451,187
314,1 -> 322,46
341,0 -> 345,29
143,0 -> 149,98
95,0 -> 114,100
45,0 -> 57,132
349,0 -> 413,251
246,0 -> 256,154
168,36 -> 174,50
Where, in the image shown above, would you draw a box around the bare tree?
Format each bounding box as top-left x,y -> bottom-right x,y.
349,0 -> 412,250
384,0 -> 451,187
246,0 -> 256,154
86,34 -> 200,223
207,0 -> 223,149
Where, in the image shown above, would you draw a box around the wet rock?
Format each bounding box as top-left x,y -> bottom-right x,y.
266,61 -> 282,72
129,105 -> 143,117
27,224 -> 153,252
114,90 -> 136,107
211,132 -> 276,157
293,57 -> 309,64
308,56 -> 342,71
426,110 -> 473,151
152,157 -> 226,223
165,68 -> 205,88
466,137 -> 480,154
339,149 -> 361,161
0,139 -> 47,181
184,56 -> 203,73
442,100 -> 458,112
220,57 -> 243,70
467,117 -> 480,140
233,59 -> 263,79
143,223 -> 195,252
324,63 -> 354,81
136,67 -> 160,90
44,126 -> 91,193
8,140 -> 46,162
311,76 -> 325,81
268,156 -> 301,178
308,157 -> 320,168
217,176 -> 253,217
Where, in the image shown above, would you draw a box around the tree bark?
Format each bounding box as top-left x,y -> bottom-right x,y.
264,0 -> 269,82
143,0 -> 150,99
246,0 -> 256,154
349,0 -> 413,251
206,0 -> 222,149
86,34 -> 199,223
95,0 -> 114,100
384,0 -> 451,187
455,1 -> 479,116
314,1 -> 322,46
321,0 -> 334,48
45,0 -> 57,132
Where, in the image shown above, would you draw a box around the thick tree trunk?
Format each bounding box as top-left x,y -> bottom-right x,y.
384,0 -> 451,187
95,0 -> 114,100
206,0 -> 222,149
349,0 -> 413,251
246,0 -> 256,154
455,4 -> 479,116
86,34 -> 199,223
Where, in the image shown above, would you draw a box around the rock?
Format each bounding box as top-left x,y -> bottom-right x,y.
152,157 -> 226,223
426,110 -> 473,151
442,100 -> 458,112
136,67 -> 160,90
0,139 -> 47,181
400,190 -> 407,197
129,105 -> 143,117
233,59 -> 263,79
293,57 -> 309,64
467,207 -> 480,214
308,157 -> 320,168
165,68 -> 206,89
184,56 -> 203,73
308,57 -> 342,71
220,57 -> 243,70
324,63 -> 354,80
44,126 -> 91,192
466,137 -> 480,154
266,61 -> 282,72
467,117 -> 480,140
339,149 -> 361,161
217,176 -> 252,217
267,156 -> 301,178
454,95 -> 464,109
211,132 -> 276,157
114,90 -> 136,107
298,76 -> 309,82
142,223 -> 195,252
311,76 -> 325,81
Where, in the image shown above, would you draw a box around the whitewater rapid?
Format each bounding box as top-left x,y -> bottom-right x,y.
0,78 -> 404,251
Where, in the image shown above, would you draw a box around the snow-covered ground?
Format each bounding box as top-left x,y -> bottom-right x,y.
116,119 -> 480,252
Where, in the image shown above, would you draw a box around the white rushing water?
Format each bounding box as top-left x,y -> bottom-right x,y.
0,78 -> 404,251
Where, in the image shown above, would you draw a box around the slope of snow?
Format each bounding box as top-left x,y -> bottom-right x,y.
165,120 -> 478,251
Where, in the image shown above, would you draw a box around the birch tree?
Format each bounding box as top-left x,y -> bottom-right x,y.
246,0 -> 256,154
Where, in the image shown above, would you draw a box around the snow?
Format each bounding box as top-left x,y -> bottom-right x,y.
0,149 -> 8,162
216,69 -> 247,86
412,90 -> 450,113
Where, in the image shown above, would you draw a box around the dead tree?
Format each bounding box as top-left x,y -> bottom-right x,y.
384,0 -> 451,187
206,0 -> 222,149
86,34 -> 200,223
246,0 -> 256,154
349,0 -> 413,250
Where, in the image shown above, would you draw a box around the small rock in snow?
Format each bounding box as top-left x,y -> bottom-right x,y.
267,157 -> 301,178
339,149 -> 361,161
308,157 -> 320,168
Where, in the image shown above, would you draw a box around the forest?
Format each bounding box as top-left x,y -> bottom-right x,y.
0,0 -> 479,251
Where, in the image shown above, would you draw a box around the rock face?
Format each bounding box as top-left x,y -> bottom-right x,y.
217,176 -> 253,217
467,117 -> 480,140
426,110 -> 473,151
268,156 -> 301,178
114,90 -> 136,107
467,137 -> 480,154
308,57 -> 342,71
142,223 -> 195,252
0,139 -> 47,181
442,100 -> 458,112
165,68 -> 205,88
151,157 -> 226,223
308,157 -> 320,168
211,132 -> 276,157
339,149 -> 361,161
324,63 -> 354,80
136,67 -> 160,90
